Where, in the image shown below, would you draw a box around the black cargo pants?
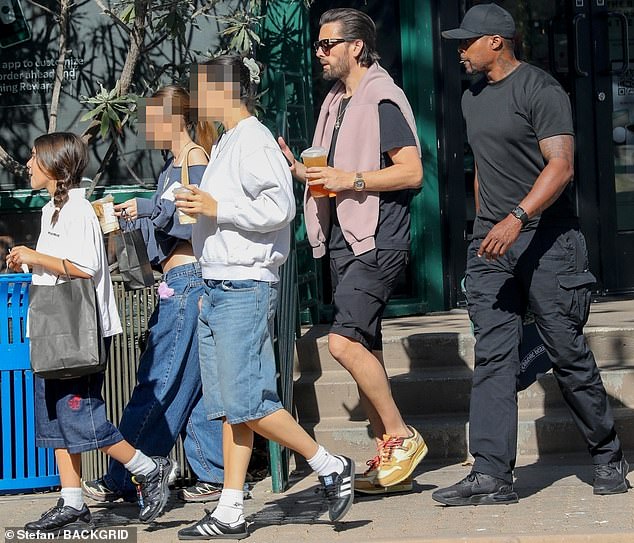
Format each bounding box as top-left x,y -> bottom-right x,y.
465,226 -> 622,483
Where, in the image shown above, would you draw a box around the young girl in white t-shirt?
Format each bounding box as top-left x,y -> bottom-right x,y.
6,132 -> 173,532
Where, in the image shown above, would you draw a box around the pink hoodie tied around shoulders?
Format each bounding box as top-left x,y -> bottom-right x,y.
305,63 -> 421,258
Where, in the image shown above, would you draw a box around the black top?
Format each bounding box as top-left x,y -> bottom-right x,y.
462,62 -> 577,239
328,99 -> 418,257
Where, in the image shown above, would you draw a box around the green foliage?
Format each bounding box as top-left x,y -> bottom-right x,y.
80,0 -> 311,143
216,11 -> 263,54
118,3 -> 135,24
112,0 -> 205,44
80,82 -> 139,139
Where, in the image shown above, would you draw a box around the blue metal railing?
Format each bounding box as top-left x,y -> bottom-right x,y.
0,274 -> 59,492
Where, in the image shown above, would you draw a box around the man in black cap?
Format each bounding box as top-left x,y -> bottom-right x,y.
434,3 -> 630,506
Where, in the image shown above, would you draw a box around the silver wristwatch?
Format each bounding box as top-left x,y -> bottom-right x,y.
353,172 -> 366,192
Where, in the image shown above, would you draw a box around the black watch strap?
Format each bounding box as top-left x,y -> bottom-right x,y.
511,206 -> 529,226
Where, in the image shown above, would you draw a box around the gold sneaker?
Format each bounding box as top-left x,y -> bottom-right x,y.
376,426 -> 428,487
355,456 -> 413,495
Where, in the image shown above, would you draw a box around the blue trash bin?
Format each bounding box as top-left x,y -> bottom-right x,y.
0,273 -> 59,492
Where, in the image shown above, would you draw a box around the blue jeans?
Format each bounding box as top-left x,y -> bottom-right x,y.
104,263 -> 224,497
198,279 -> 283,424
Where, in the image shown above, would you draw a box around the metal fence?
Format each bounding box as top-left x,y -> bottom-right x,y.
269,243 -> 299,492
80,274 -> 196,483
82,260 -> 299,492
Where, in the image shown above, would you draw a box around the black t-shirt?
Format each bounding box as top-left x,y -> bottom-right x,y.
462,62 -> 576,238
328,99 -> 418,257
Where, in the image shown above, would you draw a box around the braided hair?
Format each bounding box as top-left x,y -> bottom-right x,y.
33,132 -> 89,226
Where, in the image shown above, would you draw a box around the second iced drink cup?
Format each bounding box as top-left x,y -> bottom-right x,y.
173,186 -> 197,224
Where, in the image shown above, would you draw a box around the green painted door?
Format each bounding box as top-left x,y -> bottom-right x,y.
262,0 -> 447,321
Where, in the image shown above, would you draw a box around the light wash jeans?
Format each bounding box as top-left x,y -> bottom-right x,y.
198,279 -> 283,424
104,263 -> 224,498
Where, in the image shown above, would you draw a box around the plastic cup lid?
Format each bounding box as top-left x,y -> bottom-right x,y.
300,146 -> 327,158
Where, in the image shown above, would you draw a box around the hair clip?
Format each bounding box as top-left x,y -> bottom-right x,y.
243,57 -> 261,85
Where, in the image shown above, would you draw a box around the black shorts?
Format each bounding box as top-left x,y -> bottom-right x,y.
329,249 -> 408,351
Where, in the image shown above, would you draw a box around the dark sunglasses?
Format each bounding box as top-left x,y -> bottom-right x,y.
313,38 -> 350,54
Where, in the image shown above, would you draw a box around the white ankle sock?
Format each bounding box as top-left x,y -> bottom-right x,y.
60,487 -> 84,510
124,450 -> 156,477
211,488 -> 245,526
307,445 -> 345,477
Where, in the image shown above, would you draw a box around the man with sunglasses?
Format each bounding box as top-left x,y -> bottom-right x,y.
279,8 -> 427,495
435,3 -> 629,506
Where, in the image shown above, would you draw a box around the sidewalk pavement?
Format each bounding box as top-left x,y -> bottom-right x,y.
2,299 -> 632,542
2,452 -> 633,543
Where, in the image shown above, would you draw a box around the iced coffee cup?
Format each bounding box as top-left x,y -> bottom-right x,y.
92,194 -> 120,234
300,146 -> 335,198
173,186 -> 197,224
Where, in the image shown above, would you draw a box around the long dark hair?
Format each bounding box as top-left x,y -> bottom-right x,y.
319,8 -> 380,67
33,132 -> 88,226
149,85 -> 217,152
197,54 -> 259,114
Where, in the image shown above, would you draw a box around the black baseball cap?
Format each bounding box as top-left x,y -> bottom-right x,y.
442,3 -> 515,40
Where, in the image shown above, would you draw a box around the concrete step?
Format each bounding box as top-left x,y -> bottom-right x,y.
516,406 -> 634,458
294,368 -> 472,420
303,414 -> 467,464
295,327 -> 634,374
294,366 -> 634,421
295,328 -> 476,373
294,306 -> 634,465
304,407 -> 634,464
520,366 -> 634,411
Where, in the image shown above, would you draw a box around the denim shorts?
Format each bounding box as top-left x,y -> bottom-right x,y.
198,279 -> 283,424
35,339 -> 124,454
104,262 -> 225,496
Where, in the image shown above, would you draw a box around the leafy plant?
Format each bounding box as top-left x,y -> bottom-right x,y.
216,11 -> 264,53
0,0 -> 309,184
80,83 -> 139,139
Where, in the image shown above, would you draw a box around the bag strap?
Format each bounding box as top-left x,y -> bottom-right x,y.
179,142 -> 209,187
56,258 -> 72,284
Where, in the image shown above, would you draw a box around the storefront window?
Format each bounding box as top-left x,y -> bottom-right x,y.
0,1 -> 219,191
608,0 -> 634,232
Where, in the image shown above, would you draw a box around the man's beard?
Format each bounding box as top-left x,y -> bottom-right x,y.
322,55 -> 351,81
461,59 -> 480,75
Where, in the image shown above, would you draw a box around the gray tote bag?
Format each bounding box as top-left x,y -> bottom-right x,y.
28,275 -> 105,379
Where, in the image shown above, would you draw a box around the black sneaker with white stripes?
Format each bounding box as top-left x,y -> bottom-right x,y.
82,477 -> 136,503
177,509 -> 248,540
318,455 -> 355,522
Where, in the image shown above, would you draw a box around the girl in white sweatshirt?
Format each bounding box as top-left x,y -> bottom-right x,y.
174,55 -> 354,540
